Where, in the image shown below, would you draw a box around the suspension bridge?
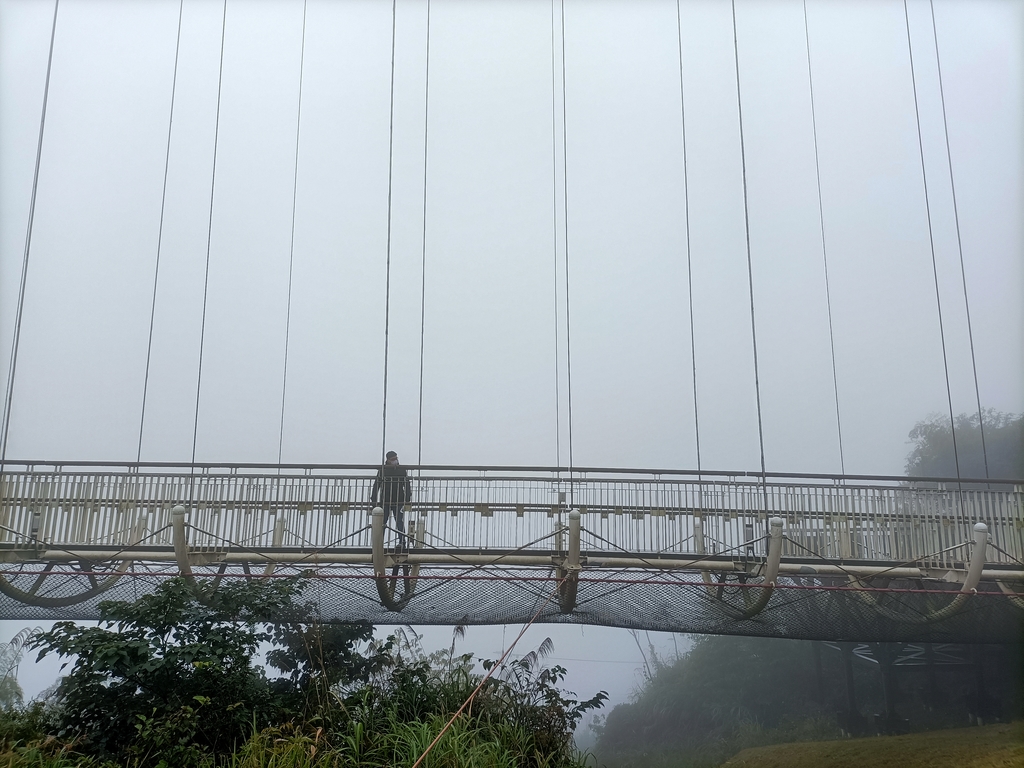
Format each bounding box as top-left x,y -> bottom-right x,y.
0,0 -> 1021,643
0,461 -> 1020,642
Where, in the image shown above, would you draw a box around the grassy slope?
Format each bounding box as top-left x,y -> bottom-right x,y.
721,722 -> 1024,768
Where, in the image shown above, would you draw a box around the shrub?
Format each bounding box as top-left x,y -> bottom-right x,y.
30,577 -> 305,763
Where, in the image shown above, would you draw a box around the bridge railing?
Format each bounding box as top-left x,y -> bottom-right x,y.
0,462 -> 1021,568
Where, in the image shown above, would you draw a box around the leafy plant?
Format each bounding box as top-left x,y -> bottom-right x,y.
267,619 -> 387,718
481,642 -> 608,763
20,578 -> 605,768
0,703 -> 50,750
30,577 -> 304,762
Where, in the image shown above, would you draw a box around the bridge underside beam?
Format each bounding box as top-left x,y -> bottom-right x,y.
2,547 -> 1022,583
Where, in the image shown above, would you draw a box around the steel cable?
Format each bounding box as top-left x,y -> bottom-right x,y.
801,0 -> 846,475
558,0 -> 575,502
415,0 -> 432,469
675,0 -> 701,480
549,0 -> 562,469
903,0 -> 964,515
190,0 -> 229,490
730,0 -> 769,516
137,0 -> 185,463
927,0 -> 989,479
277,0 -> 309,467
1,0 -> 60,465
379,0 -> 399,465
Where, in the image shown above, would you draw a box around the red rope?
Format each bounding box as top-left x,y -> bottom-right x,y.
409,578 -> 564,768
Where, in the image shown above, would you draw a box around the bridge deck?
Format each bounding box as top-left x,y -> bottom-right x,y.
0,462 -> 1021,642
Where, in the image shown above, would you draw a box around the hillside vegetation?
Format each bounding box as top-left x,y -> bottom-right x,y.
721,722 -> 1024,768
592,634 -> 1021,768
0,576 -> 606,768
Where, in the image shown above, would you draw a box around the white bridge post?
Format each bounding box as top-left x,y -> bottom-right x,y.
171,505 -> 193,580
733,517 -> 785,619
558,509 -> 582,613
407,514 -> 426,594
371,506 -> 385,578
263,516 -> 285,576
567,508 -> 581,571
765,517 -> 784,585
29,510 -> 41,544
962,522 -> 988,594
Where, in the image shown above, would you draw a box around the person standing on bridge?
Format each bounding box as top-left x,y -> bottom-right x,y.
370,451 -> 411,548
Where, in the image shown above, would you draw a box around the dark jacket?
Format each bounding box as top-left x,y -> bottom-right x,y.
370,463 -> 411,505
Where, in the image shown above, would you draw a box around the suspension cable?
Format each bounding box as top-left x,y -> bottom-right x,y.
416,0 -> 431,469
380,0 -> 398,464
903,0 -> 963,508
730,0 -> 768,509
549,0 -> 562,469
928,0 -> 989,479
801,0 -> 845,475
137,0 -> 185,464
558,0 -> 575,500
675,0 -> 700,478
191,0 -> 229,476
0,0 -> 60,465
277,0 -> 309,466
675,0 -> 706,523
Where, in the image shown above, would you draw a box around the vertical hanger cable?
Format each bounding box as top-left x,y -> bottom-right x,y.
190,0 -> 229,480
277,0 -> 309,467
903,0 -> 963,507
928,0 -> 989,479
802,0 -> 846,475
416,0 -> 432,470
549,0 -> 562,469
1,0 -> 61,465
730,0 -> 769,507
559,0 -> 575,499
137,0 -> 185,464
380,0 -> 399,464
675,0 -> 700,477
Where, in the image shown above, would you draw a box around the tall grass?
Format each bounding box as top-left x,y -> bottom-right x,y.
225,712 -> 587,768
0,740 -> 108,768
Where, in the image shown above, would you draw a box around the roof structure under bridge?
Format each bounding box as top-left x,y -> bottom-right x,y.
0,461 -> 1021,644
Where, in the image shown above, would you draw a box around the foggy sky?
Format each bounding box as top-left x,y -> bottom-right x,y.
1,0 -> 1022,725
2,0 -> 1022,476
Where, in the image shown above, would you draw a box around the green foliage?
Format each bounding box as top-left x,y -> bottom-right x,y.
267,620 -> 388,718
905,410 -> 1023,479
0,681 -> 23,712
481,648 -> 608,760
228,716 -> 532,768
0,704 -> 50,751
723,722 -> 1024,768
123,698 -> 217,768
30,577 -> 305,763
228,723 -> 332,768
0,739 -> 109,768
332,632 -> 603,767
21,581 -> 604,768
595,635 -> 1021,767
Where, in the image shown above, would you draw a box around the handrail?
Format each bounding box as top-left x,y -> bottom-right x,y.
1,459 -> 1020,487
